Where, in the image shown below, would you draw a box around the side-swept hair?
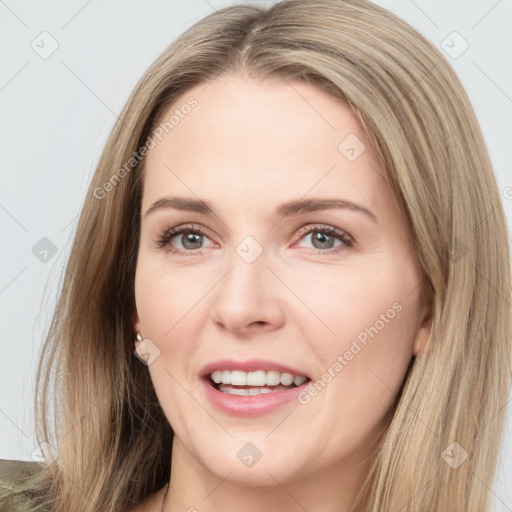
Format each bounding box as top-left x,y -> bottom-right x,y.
4,1 -> 509,511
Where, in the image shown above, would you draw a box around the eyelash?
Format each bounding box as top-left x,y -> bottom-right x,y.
154,223 -> 354,256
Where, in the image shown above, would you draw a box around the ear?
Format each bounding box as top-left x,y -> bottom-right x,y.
132,310 -> 142,338
413,287 -> 433,356
413,316 -> 431,356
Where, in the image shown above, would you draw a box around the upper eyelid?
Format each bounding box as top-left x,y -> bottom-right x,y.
164,222 -> 348,236
295,223 -> 351,238
163,224 -> 216,245
161,223 -> 353,247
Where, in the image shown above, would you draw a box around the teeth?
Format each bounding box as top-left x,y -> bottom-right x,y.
230,370 -> 247,386
210,369 -> 308,387
280,373 -> 294,386
246,370 -> 266,386
219,384 -> 287,395
222,370 -> 231,384
266,370 -> 281,386
293,375 -> 307,386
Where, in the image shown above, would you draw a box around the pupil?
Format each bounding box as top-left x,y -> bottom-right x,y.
182,233 -> 202,249
312,231 -> 334,249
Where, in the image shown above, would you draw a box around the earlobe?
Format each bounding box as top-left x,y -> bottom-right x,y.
413,318 -> 431,356
413,293 -> 433,356
132,311 -> 142,339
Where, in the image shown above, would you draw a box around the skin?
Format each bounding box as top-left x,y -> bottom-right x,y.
132,72 -> 431,512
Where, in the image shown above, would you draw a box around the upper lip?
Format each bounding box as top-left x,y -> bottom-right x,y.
200,359 -> 311,379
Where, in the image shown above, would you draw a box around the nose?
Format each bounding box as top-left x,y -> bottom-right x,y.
209,245 -> 286,335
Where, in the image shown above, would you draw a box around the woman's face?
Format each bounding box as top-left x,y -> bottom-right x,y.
134,73 -> 430,487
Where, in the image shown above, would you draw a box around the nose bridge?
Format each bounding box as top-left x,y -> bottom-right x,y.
220,237 -> 269,304
210,235 -> 285,331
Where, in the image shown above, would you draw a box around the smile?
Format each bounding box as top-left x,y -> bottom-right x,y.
199,359 -> 312,415
210,369 -> 308,395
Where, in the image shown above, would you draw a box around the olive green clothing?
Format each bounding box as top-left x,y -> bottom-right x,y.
0,459 -> 46,511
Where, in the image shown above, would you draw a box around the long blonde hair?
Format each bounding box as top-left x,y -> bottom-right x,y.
6,0 -> 510,510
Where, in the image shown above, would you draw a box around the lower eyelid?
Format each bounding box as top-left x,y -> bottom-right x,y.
295,226 -> 353,245
156,224 -> 353,254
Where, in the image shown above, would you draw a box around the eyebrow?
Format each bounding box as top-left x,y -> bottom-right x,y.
144,196 -> 378,224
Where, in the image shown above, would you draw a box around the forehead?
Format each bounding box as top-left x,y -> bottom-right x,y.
141,73 -> 390,216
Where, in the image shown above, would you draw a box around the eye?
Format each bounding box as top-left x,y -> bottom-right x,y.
154,223 -> 354,256
294,224 -> 354,254
155,224 -> 215,255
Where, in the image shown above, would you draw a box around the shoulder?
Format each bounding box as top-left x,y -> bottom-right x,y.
0,458 -> 42,484
0,459 -> 46,511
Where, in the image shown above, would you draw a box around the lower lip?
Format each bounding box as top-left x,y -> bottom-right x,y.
201,377 -> 310,417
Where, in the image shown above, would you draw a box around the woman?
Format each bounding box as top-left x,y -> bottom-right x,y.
1,0 -> 510,511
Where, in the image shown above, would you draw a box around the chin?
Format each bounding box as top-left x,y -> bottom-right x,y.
210,460 -> 302,488
189,439 -> 311,488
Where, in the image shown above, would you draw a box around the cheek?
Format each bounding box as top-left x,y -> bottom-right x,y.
292,281 -> 420,457
134,257 -> 200,389
134,258 -> 210,432
134,256 -> 214,339
294,255 -> 421,403
288,256 -> 419,345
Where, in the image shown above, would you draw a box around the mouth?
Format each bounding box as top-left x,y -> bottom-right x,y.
199,361 -> 313,416
204,369 -> 311,396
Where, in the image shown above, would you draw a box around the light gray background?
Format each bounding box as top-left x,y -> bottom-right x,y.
1,0 -> 511,509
